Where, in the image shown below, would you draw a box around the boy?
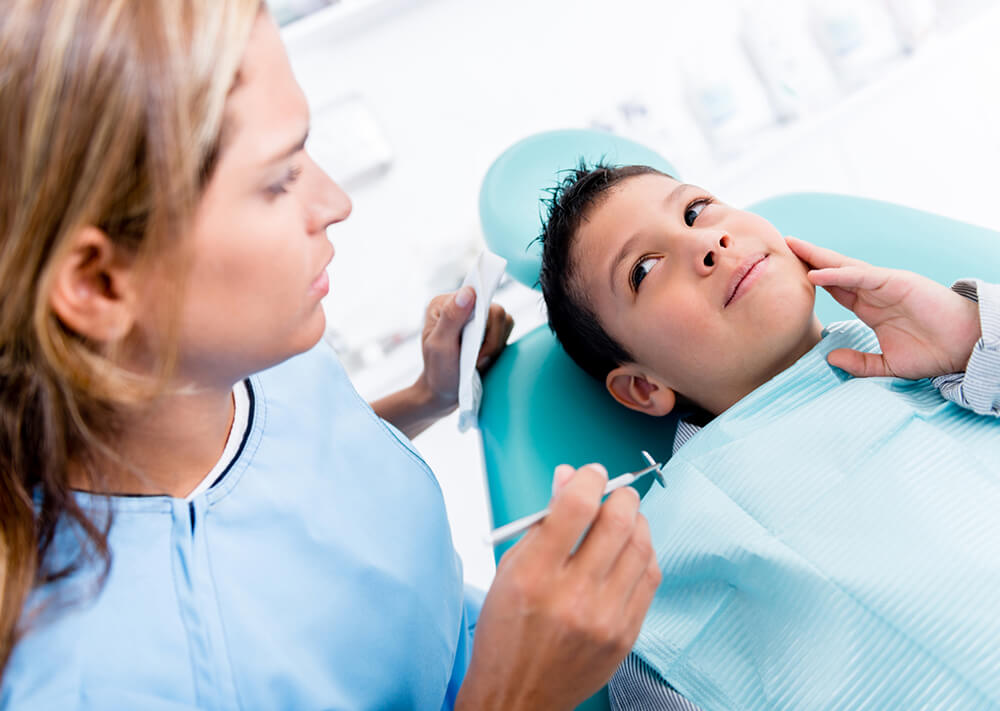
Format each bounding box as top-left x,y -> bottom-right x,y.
538,163 -> 1000,710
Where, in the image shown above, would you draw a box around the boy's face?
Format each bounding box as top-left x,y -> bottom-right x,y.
572,173 -> 822,415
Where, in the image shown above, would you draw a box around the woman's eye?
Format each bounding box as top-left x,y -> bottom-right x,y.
684,198 -> 711,226
266,165 -> 302,197
630,256 -> 660,291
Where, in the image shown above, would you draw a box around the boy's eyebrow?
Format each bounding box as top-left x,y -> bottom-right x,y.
609,234 -> 642,295
608,182 -> 694,296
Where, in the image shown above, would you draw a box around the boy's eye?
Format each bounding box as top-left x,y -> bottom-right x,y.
630,256 -> 661,291
684,198 -> 711,226
266,164 -> 302,197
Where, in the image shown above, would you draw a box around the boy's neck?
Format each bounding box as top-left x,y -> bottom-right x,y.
705,316 -> 825,416
758,316 -> 825,389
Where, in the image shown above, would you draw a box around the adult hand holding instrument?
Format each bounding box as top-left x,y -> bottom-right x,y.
487,451 -> 666,546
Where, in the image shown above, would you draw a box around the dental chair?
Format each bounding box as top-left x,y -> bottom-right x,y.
476,128 -> 1000,711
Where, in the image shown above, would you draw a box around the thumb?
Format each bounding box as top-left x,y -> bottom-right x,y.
827,348 -> 890,378
428,287 -> 476,343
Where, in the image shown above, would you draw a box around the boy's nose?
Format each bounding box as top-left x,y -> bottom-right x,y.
700,234 -> 731,271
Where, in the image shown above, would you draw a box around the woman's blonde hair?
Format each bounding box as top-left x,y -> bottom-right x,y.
0,0 -> 261,677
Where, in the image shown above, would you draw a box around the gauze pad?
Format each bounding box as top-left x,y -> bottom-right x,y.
457,250 -> 507,432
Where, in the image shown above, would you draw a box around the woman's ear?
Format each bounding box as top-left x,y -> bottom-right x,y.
47,226 -> 140,343
606,365 -> 677,416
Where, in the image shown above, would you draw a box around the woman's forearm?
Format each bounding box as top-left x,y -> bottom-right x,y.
370,377 -> 456,439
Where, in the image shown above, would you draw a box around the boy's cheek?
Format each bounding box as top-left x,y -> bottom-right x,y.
739,212 -> 787,247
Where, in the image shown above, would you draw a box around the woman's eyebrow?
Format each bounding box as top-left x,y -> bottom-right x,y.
264,129 -> 309,166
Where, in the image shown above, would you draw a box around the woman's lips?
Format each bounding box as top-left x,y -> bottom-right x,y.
311,268 -> 330,297
725,255 -> 768,307
311,248 -> 334,297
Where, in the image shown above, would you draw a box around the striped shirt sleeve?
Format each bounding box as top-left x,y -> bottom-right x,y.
931,279 -> 1000,417
609,653 -> 706,711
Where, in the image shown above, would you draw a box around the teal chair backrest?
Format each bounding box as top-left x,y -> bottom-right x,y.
477,129 -> 1000,711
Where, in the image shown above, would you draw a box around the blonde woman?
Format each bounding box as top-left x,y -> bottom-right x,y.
0,2 -> 660,708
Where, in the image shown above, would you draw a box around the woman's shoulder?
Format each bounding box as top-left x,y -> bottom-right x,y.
249,340 -> 369,427
258,338 -> 349,390
229,339 -> 434,495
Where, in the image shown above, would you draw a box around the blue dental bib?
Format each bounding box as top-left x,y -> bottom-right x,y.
635,320 -> 1000,711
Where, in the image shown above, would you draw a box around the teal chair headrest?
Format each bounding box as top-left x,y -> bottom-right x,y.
479,129 -> 677,288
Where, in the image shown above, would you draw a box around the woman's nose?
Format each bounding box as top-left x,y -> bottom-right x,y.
698,234 -> 731,273
306,155 -> 353,234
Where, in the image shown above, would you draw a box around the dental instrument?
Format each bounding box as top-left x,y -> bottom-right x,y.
486,451 -> 666,546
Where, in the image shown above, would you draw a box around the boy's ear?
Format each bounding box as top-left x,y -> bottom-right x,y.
47,226 -> 140,343
605,365 -> 677,416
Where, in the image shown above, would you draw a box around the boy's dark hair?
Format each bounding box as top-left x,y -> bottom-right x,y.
538,161 -> 671,382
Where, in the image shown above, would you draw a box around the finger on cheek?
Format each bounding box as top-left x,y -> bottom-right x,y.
785,236 -> 812,261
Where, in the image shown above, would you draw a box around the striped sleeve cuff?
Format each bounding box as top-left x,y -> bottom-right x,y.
609,653 -> 705,711
931,279 -> 1000,417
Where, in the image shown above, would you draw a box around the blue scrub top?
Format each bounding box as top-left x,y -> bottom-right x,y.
3,343 -> 476,710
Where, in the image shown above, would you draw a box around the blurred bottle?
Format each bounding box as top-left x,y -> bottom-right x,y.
933,0 -> 997,32
308,93 -> 394,190
679,44 -> 776,157
741,0 -> 840,121
884,0 -> 937,51
808,0 -> 903,90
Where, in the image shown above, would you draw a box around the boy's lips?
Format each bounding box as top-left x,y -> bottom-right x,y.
724,254 -> 768,307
